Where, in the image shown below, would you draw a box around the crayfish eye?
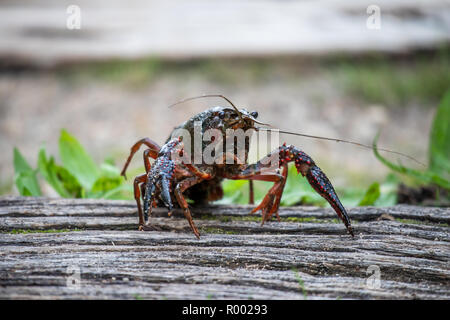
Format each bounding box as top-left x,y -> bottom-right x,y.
218,111 -> 225,119
250,111 -> 258,119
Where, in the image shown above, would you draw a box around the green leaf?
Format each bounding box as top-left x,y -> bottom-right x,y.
336,187 -> 366,207
13,148 -> 41,196
13,147 -> 33,173
54,165 -> 84,198
216,180 -> 248,204
59,129 -> 99,190
95,184 -> 133,200
429,90 -> 450,178
281,165 -> 326,206
373,133 -> 450,190
85,161 -> 130,199
37,148 -> 71,197
99,162 -> 121,178
91,176 -> 123,194
14,172 -> 41,196
375,173 -> 399,206
358,182 -> 381,206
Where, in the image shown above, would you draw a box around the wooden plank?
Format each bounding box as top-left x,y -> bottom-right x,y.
1,196 -> 449,223
0,217 -> 449,241
0,231 -> 449,299
0,196 -> 449,299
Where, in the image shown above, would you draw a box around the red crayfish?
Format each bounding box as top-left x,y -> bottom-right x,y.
121,95 -> 354,238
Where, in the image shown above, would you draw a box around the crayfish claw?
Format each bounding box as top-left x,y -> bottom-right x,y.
303,164 -> 354,237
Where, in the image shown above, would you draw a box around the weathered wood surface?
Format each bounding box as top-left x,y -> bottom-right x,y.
0,196 -> 448,300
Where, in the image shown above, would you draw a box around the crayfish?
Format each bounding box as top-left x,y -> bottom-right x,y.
121,95 -> 354,238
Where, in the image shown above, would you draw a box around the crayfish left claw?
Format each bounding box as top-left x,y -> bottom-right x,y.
143,176 -> 156,223
304,165 -> 354,237
278,144 -> 354,237
143,142 -> 177,225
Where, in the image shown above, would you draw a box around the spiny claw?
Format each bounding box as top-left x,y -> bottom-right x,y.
278,144 -> 354,237
305,166 -> 354,237
143,176 -> 156,223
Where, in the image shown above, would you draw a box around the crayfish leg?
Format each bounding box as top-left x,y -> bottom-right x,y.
249,180 -> 254,205
121,138 -> 160,179
225,144 -> 354,237
251,163 -> 288,225
174,177 -> 204,239
133,174 -> 147,228
226,165 -> 287,225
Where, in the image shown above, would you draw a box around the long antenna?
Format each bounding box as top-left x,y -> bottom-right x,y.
256,127 -> 426,167
168,94 -> 243,120
169,95 -> 425,167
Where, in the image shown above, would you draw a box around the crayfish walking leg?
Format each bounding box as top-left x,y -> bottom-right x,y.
121,137 -> 161,230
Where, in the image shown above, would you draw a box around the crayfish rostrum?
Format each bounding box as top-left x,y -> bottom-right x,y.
121,95 -> 354,238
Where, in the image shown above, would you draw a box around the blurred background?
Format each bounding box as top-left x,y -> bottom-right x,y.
1,0 -> 449,206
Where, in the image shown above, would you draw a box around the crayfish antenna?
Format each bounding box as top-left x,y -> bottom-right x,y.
168,94 -> 244,121
256,127 -> 425,168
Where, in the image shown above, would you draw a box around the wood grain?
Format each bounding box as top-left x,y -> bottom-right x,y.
0,196 -> 448,299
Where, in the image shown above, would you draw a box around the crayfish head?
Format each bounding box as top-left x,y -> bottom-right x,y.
216,106 -> 269,131
239,108 -> 269,128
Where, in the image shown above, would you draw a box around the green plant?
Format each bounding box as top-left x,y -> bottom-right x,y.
14,129 -> 132,199
292,267 -> 308,299
373,90 -> 450,193
13,148 -> 42,196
